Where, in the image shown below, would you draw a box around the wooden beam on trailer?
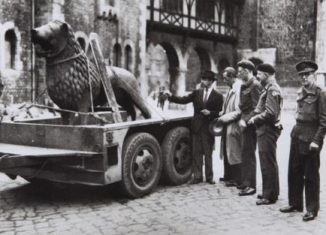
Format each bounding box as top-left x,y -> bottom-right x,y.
87,33 -> 122,123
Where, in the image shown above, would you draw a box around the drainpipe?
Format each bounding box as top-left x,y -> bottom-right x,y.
31,0 -> 36,102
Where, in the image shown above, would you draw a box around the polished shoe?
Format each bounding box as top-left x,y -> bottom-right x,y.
279,205 -> 303,213
302,212 -> 316,222
238,187 -> 256,196
257,194 -> 263,199
236,184 -> 246,190
256,198 -> 276,205
219,177 -> 226,182
207,179 -> 216,185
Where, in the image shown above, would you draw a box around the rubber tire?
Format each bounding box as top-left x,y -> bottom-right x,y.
161,127 -> 192,185
121,132 -> 162,198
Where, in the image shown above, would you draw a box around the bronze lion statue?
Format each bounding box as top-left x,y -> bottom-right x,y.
31,20 -> 151,123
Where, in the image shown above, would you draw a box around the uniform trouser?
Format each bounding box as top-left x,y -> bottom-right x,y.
223,138 -> 241,184
257,125 -> 281,201
241,125 -> 257,188
192,128 -> 214,181
288,137 -> 320,215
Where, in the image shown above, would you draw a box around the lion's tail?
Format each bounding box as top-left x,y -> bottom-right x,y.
108,67 -> 152,119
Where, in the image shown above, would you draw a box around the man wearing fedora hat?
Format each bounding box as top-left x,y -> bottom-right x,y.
247,63 -> 283,205
211,67 -> 243,187
280,60 -> 326,221
166,70 -> 224,184
237,59 -> 263,196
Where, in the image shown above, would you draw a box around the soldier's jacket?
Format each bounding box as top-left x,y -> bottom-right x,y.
239,77 -> 263,122
291,85 -> 326,146
252,79 -> 282,126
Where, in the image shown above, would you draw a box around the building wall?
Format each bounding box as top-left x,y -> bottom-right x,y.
146,31 -> 235,95
0,0 -> 32,104
0,0 -> 320,106
238,0 -> 317,86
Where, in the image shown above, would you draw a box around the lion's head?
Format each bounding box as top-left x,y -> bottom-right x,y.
31,20 -> 81,58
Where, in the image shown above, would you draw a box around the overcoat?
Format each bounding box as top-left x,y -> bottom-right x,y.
219,79 -> 243,165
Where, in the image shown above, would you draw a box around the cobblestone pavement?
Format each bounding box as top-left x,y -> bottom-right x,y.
1,112 -> 326,235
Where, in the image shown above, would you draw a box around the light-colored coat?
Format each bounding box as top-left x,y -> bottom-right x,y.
219,79 -> 243,165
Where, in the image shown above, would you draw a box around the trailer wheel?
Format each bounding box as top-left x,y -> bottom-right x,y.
121,133 -> 162,198
161,127 -> 192,185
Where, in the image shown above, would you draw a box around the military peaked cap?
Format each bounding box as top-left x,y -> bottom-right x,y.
257,63 -> 275,75
295,60 -> 318,74
237,59 -> 255,71
201,70 -> 216,81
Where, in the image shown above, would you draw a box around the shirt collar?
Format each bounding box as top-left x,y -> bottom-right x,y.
263,78 -> 277,90
302,84 -> 319,95
242,76 -> 254,88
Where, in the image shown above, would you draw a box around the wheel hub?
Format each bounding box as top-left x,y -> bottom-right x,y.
174,141 -> 191,174
133,149 -> 154,185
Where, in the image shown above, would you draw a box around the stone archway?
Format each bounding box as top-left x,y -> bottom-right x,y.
161,42 -> 180,94
186,46 -> 211,91
146,42 -> 180,95
217,57 -> 230,81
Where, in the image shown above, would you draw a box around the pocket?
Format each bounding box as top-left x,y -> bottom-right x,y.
297,97 -> 318,121
228,123 -> 241,137
298,140 -> 311,155
256,125 -> 267,137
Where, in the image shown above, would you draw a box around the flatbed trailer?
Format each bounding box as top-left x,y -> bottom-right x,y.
0,110 -> 192,198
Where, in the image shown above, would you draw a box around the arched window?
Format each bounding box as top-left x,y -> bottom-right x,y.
77,37 -> 86,51
5,29 -> 17,69
113,43 -> 122,67
124,45 -> 132,71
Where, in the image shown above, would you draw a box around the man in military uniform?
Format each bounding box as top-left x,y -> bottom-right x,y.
280,60 -> 326,221
247,64 -> 283,205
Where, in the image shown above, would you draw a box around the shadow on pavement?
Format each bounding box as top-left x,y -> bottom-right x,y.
0,180 -> 132,206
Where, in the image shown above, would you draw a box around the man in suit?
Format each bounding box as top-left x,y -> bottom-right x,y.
237,59 -> 263,196
280,60 -> 326,221
167,70 -> 224,184
247,64 -> 283,205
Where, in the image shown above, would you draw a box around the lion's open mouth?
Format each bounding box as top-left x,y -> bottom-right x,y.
31,30 -> 53,56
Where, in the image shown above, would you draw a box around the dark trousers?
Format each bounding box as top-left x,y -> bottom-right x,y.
223,138 -> 241,184
288,138 -> 320,214
257,125 -> 281,201
241,125 -> 257,188
192,127 -> 214,181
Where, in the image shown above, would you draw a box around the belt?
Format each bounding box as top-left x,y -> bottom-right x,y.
296,120 -> 318,126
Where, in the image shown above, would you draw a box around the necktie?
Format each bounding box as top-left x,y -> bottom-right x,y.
203,88 -> 209,103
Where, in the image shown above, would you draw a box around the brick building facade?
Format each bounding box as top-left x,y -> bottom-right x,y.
0,0 -> 320,105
